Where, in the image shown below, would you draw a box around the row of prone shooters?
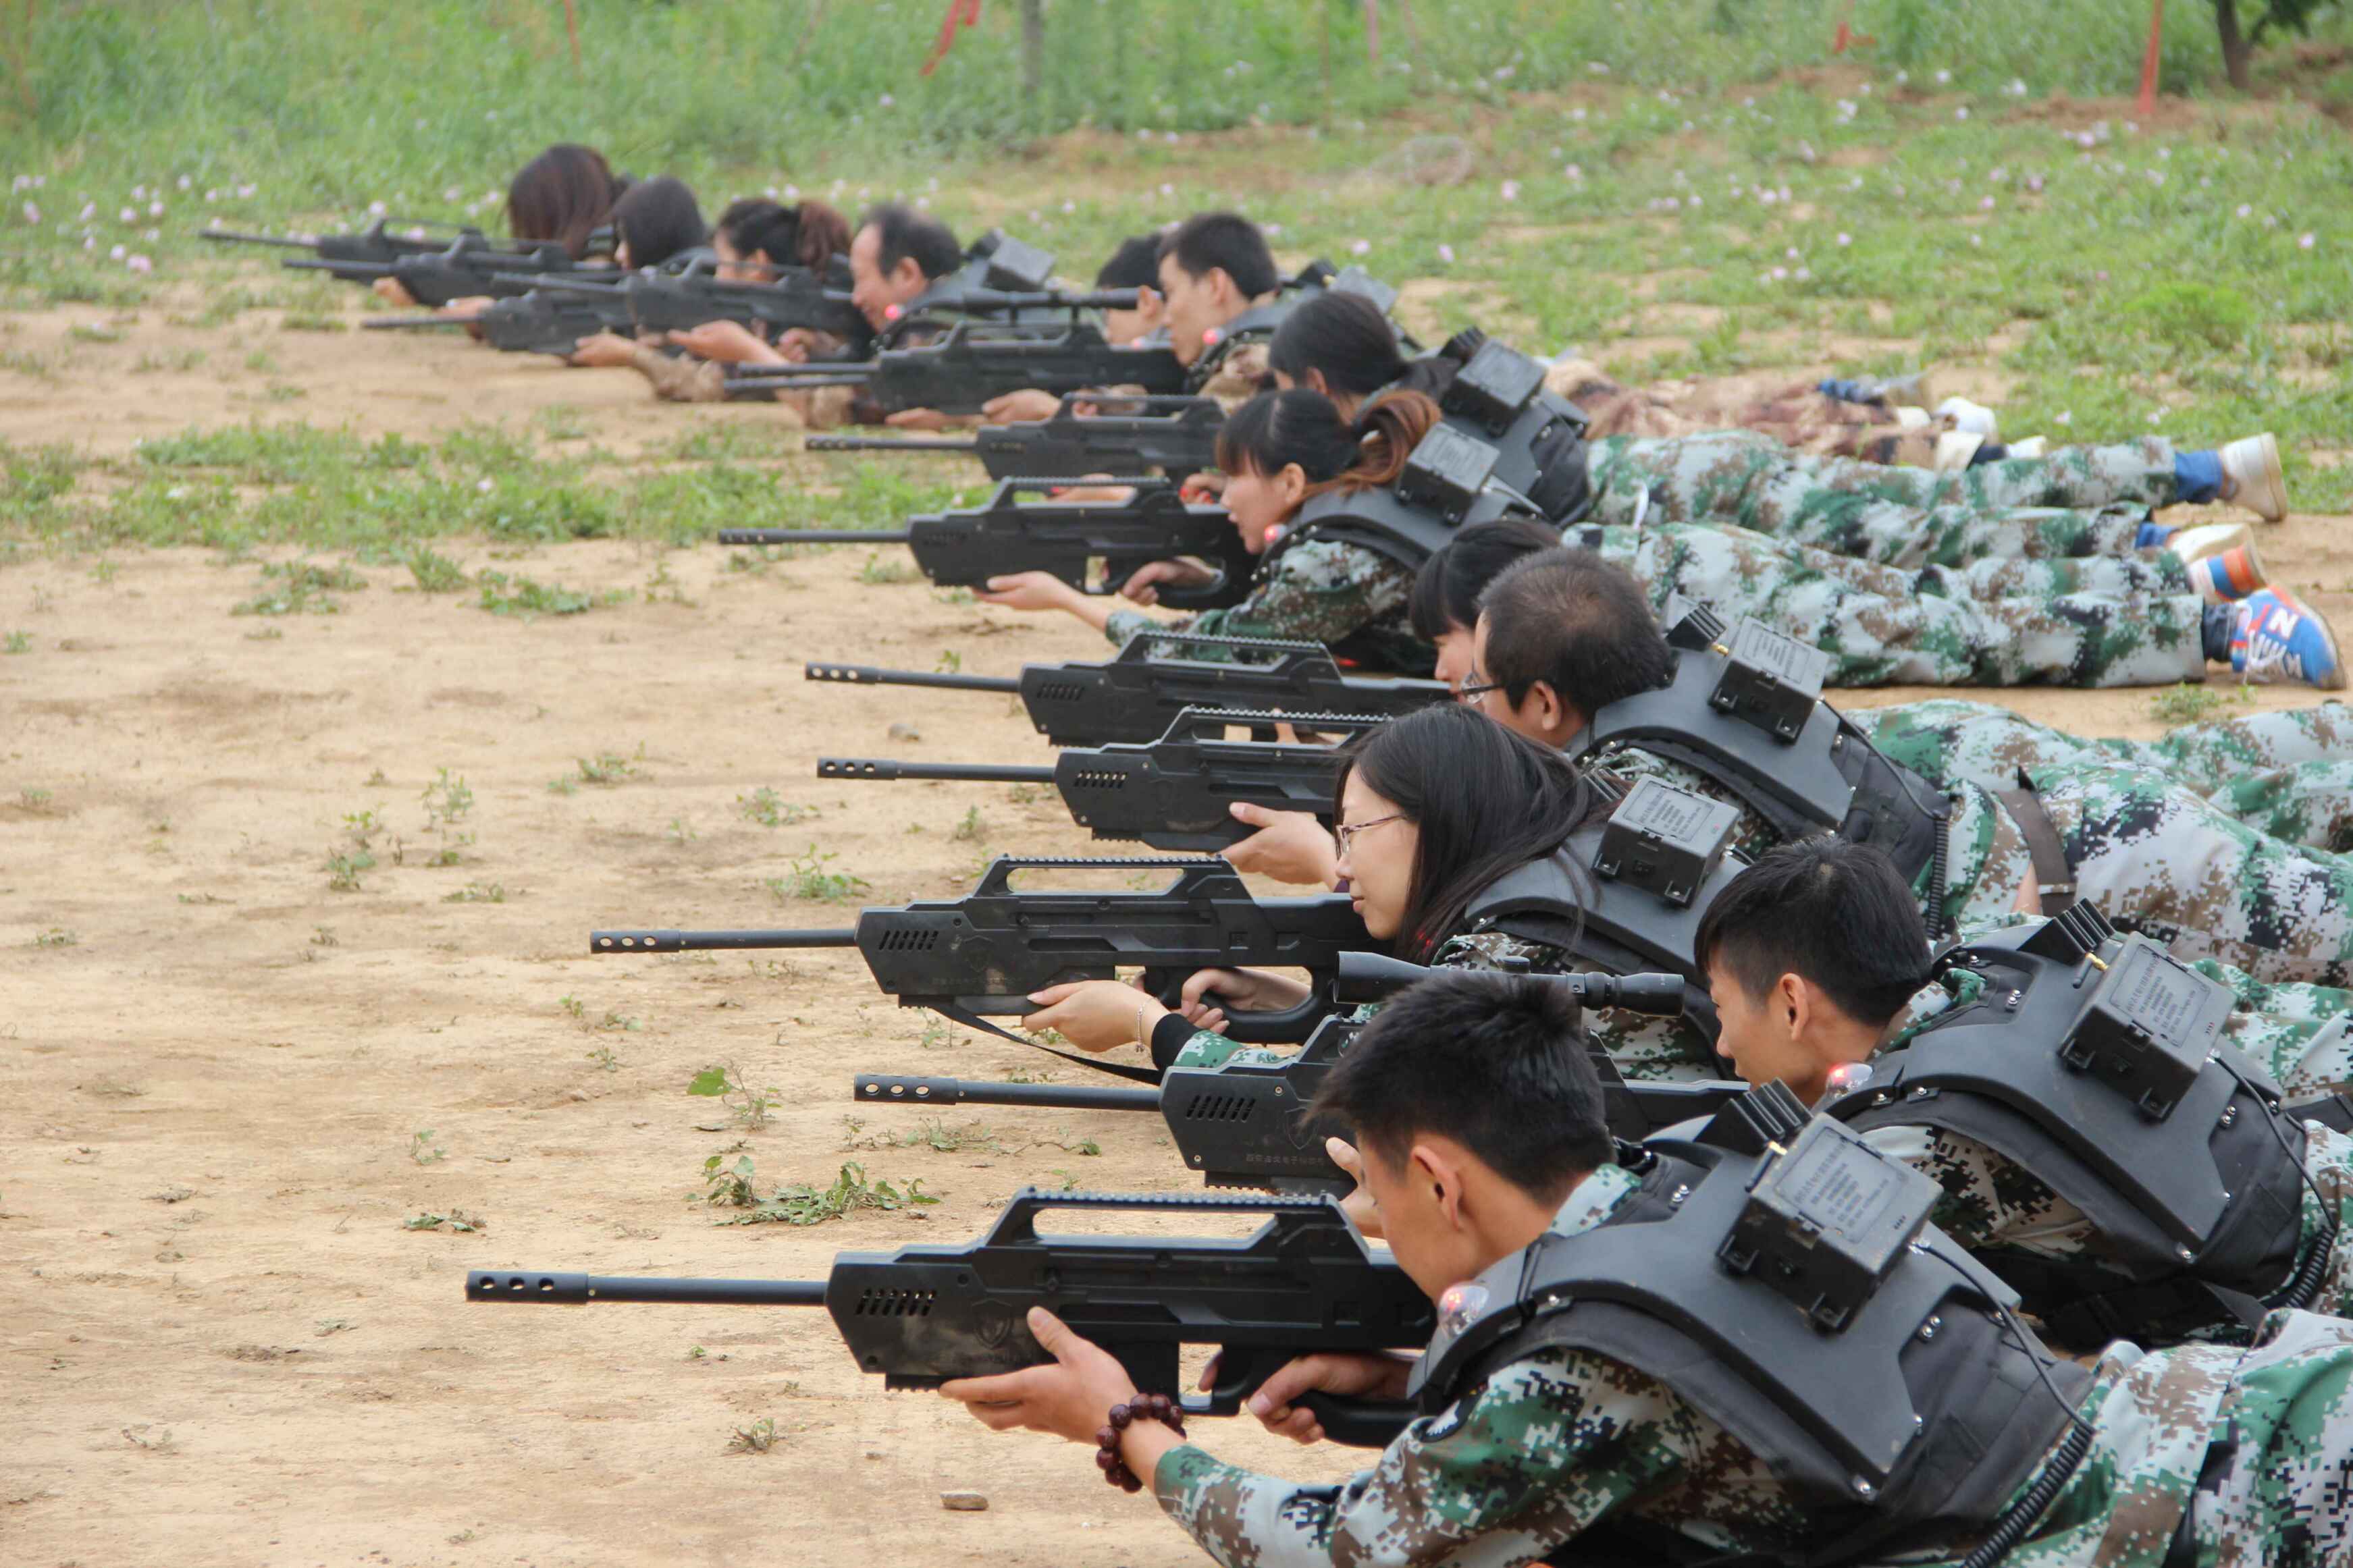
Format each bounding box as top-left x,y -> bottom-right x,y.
466,606 -> 2353,1471
204,213 -> 1400,425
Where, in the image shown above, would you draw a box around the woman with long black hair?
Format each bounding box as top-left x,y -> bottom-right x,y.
1013,703 -> 1669,1069
975,385 -> 1444,675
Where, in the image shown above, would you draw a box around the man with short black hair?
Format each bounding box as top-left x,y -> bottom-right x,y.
1466,549 -> 2353,1002
937,969 -> 2353,1567
1697,837 -> 2353,1345
1155,211 -> 1286,403
847,201 -> 963,331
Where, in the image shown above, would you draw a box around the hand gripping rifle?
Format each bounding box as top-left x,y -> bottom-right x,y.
717,321 -> 1188,413
362,290 -> 635,356
805,632 -> 1452,748
588,855 -> 1371,1076
199,217 -> 504,267
853,954 -> 1728,1195
817,705 -> 1375,851
499,259 -> 872,346
285,234 -> 581,306
804,394 -> 1224,482
466,1188 -> 1431,1448
719,477 -> 1252,610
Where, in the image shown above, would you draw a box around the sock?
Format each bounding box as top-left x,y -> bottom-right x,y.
1818,377 -> 1868,404
2136,520 -> 2173,549
2175,449 -> 2224,504
1969,442 -> 2007,467
2202,602 -> 2235,664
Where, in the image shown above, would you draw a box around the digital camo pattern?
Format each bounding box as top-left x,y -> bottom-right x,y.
1572,522 -> 2206,689
1152,1162 -> 2353,1568
1104,538 -> 1428,676
1860,700 -> 2353,849
1605,740 -> 2353,990
2032,759 -> 2353,986
1582,431 -> 2175,570
1548,360 -> 1950,466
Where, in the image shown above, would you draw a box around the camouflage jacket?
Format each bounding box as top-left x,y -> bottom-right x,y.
1152,1164 -> 2353,1567
1104,537 -> 1430,677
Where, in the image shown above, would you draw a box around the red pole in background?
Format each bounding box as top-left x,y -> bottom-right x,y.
561,0 -> 582,74
2138,0 -> 2164,116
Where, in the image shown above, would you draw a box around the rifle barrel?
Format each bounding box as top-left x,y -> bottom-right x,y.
804,436 -> 979,454
283,258 -> 386,275
716,529 -> 909,547
363,315 -> 473,330
467,1270 -> 827,1306
804,661 -> 1022,695
199,230 -> 311,248
818,758 -> 1056,785
853,1073 -> 1161,1112
589,928 -> 856,954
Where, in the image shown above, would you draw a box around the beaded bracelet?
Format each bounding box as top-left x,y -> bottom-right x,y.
1095,1393 -> 1186,1492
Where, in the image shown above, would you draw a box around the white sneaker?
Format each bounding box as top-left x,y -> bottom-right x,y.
1933,430 -> 1986,471
1936,396 -> 2000,439
2219,433 -> 2288,522
2007,436 -> 2048,460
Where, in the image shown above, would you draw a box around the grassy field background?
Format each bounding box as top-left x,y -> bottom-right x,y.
5,1 -> 2353,543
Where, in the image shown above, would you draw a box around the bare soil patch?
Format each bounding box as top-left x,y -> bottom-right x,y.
5,278 -> 2352,1567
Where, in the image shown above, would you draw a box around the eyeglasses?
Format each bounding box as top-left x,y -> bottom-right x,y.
1456,666 -> 1504,703
1333,813 -> 1406,859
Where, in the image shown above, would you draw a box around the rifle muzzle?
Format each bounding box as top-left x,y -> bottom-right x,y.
817,758 -> 1055,784
589,928 -> 857,954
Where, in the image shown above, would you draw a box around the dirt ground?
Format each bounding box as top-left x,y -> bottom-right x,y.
5,282 -> 2352,1568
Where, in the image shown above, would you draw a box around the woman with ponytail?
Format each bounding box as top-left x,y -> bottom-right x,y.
975,386 -> 1446,675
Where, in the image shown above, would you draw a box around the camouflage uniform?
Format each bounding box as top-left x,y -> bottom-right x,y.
1548,358 -> 1949,464
1585,431 -> 2181,570
1861,963 -> 2353,1341
1152,1161 -> 2353,1568
1576,522 -> 2207,689
1103,539 -> 1431,677
1606,740 -> 2353,994
1862,700 -> 2353,850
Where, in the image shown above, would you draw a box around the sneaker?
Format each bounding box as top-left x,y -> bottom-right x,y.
2007,436 -> 2048,460
2219,433 -> 2288,522
2166,520 -> 2256,568
1933,430 -> 1986,471
2230,587 -> 2345,690
1936,396 -> 2000,439
2177,542 -> 2267,605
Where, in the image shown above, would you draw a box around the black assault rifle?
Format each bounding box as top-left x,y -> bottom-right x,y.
199,217 -> 510,267
286,233 -> 583,306
720,477 -> 1250,610
818,705 -> 1370,851
805,632 -> 1452,748
499,259 -> 872,345
364,290 -> 634,356
718,321 -> 1188,413
588,855 -> 1369,1075
804,394 -> 1224,481
467,1188 -> 1430,1447
853,955 -> 1724,1195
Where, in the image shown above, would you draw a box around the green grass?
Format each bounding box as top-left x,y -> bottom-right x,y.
3,5 -> 2352,524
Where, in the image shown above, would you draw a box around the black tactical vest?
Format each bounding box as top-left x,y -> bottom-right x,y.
1825,905 -> 2310,1348
1273,423 -> 1539,580
1419,331 -> 1592,524
1414,1104 -> 2086,1563
1459,773 -> 1751,1040
1571,604 -> 1953,925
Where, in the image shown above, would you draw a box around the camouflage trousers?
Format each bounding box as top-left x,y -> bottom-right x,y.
2005,760 -> 2353,987
1549,362 -> 1948,465
1863,700 -> 2353,850
1573,522 -> 2205,688
1585,432 -> 2181,570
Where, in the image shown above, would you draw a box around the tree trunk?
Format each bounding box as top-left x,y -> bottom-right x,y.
2215,0 -> 2253,90
1019,0 -> 1045,105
